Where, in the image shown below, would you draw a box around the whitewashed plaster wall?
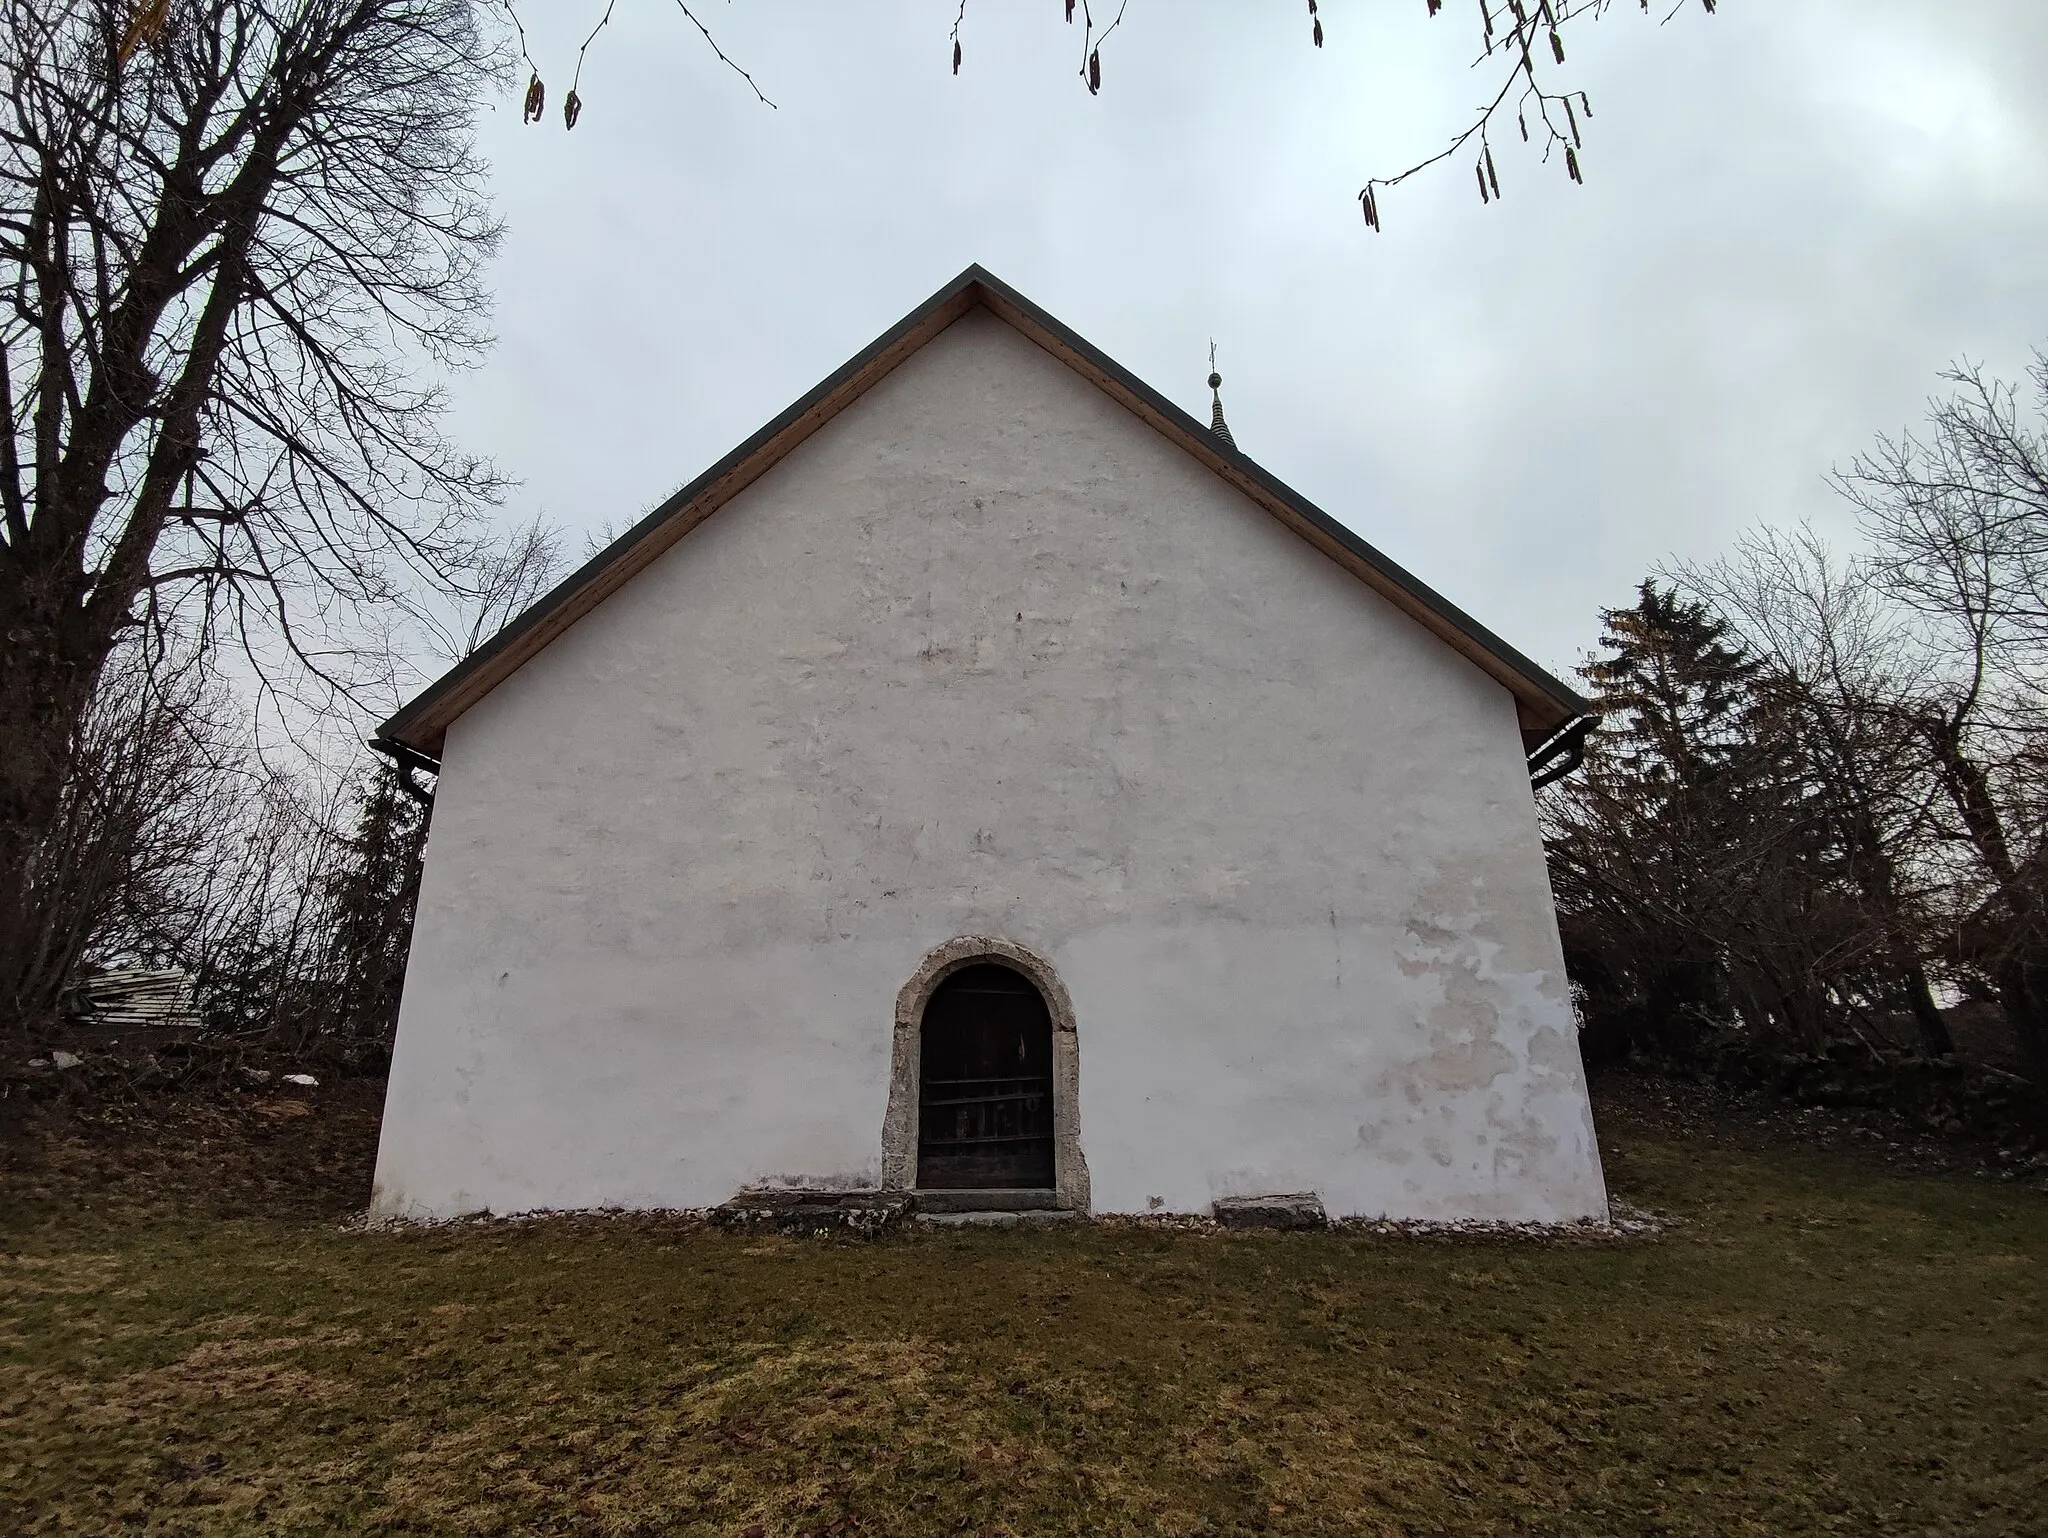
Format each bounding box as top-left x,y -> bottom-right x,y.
371,309 -> 1607,1223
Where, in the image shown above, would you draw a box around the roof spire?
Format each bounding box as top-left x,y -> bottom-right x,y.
1207,340 -> 1236,451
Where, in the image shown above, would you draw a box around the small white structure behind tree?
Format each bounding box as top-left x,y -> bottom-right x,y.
370,268 -> 1607,1224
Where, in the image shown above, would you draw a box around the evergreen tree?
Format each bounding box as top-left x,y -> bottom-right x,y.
1552,575 -> 1957,1061
319,764 -> 427,1059
1581,581 -> 1763,795
1547,582 -> 1767,1055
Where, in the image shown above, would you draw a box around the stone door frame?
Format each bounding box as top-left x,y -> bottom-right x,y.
880,935 -> 1090,1213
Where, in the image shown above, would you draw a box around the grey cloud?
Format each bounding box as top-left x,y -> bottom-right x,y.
443,1 -> 2048,693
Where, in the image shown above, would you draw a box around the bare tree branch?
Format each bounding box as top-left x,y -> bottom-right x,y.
0,0 -> 515,1029
496,1 -> 1714,225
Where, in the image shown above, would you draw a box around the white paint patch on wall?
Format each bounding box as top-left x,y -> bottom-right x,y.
371,310 -> 1606,1224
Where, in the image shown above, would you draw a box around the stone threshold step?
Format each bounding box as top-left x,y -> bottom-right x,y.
913,1188 -> 1062,1213
917,1209 -> 1080,1228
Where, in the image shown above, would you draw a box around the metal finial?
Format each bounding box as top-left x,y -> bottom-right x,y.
1207,339 -> 1236,450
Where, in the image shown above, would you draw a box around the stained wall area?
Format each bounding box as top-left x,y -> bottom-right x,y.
371,309 -> 1607,1223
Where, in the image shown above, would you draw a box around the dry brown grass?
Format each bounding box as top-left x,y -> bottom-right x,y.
1,1085 -> 2044,1535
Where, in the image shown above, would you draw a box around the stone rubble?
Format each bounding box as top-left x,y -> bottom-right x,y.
1331,1198 -> 1671,1241
348,1195 -> 1671,1243
1212,1192 -> 1329,1231
713,1189 -> 917,1237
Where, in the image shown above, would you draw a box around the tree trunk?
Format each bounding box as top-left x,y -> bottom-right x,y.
0,580 -> 108,1038
1897,952 -> 1955,1057
1995,957 -> 2048,1104
1644,949 -> 1719,1057
1833,791 -> 1954,1057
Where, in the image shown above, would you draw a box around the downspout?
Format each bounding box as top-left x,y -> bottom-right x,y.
1527,715 -> 1598,791
369,737 -> 442,809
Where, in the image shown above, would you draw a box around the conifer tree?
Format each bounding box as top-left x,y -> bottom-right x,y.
317,763 -> 426,1058
1547,582 -> 1765,1054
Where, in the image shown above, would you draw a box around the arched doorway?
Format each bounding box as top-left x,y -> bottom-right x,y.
916,962 -> 1055,1190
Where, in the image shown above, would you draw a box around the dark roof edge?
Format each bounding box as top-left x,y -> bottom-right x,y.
962,266 -> 1590,722
382,264 -> 1588,754
379,267 -> 985,751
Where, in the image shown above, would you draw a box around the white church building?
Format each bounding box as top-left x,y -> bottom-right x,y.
369,267 -> 1608,1225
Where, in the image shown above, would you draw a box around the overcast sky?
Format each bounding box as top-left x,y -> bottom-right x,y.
436,0 -> 2048,691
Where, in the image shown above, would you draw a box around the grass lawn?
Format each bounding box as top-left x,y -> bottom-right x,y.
2,1085 -> 2044,1535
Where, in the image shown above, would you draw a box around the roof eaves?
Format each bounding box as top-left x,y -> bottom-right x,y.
379,268 -> 988,756
961,268 -> 1590,726
382,263 -> 1589,757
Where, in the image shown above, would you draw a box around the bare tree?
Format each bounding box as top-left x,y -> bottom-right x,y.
1357,0 -> 1719,229
0,1 -> 512,1033
1837,354 -> 2048,1088
27,634 -> 380,1072
503,0 -> 1721,228
1683,528 -> 1957,1056
14,638 -> 228,1023
123,748 -> 352,1049
1844,356 -> 2048,657
417,511 -> 561,666
1545,572 -> 1951,1066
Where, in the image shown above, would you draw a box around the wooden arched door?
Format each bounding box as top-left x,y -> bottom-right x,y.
916,962 -> 1056,1190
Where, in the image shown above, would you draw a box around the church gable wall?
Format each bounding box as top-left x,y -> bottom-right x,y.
371,309 -> 1605,1223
